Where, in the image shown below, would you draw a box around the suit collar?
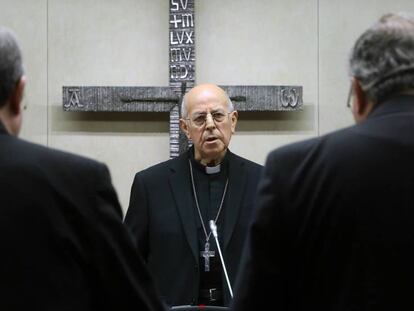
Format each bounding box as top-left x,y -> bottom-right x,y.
222,150 -> 247,250
168,151 -> 199,262
368,94 -> 414,120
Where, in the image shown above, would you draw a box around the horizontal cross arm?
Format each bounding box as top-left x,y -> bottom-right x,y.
220,85 -> 303,111
63,85 -> 303,113
63,86 -> 180,112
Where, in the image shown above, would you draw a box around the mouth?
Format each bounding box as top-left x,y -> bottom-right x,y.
205,136 -> 218,143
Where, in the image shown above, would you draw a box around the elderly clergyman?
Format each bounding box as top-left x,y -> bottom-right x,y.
125,83 -> 262,307
231,13 -> 414,311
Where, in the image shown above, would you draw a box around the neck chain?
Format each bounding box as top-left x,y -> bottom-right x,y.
188,159 -> 229,243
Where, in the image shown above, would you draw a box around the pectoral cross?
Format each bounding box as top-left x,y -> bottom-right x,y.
200,242 -> 215,272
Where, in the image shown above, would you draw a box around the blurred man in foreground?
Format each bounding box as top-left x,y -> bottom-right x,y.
0,26 -> 165,311
232,13 -> 414,311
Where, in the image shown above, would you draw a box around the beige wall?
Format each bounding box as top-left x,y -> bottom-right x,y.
1,0 -> 414,213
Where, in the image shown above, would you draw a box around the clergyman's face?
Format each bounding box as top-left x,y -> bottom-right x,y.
180,84 -> 238,165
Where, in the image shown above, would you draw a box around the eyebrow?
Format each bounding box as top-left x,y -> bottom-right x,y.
191,109 -> 225,116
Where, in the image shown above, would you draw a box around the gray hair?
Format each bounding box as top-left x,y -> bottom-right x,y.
0,27 -> 24,107
180,91 -> 234,118
349,13 -> 414,104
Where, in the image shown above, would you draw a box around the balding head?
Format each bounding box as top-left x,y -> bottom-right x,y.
179,83 -> 238,166
181,84 -> 234,118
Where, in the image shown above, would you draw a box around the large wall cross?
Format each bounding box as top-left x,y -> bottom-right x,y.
63,0 -> 303,158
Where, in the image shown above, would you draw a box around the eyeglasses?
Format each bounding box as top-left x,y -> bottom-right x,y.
186,111 -> 231,127
346,83 -> 354,109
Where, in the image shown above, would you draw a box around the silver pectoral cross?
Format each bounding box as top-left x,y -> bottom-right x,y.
200,242 -> 215,272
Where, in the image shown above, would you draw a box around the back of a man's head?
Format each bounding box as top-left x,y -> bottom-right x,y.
0,27 -> 24,108
349,13 -> 414,104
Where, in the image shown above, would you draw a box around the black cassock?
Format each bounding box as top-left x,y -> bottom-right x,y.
125,146 -> 263,306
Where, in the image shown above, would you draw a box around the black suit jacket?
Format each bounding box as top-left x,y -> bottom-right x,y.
232,95 -> 414,311
125,149 -> 262,306
0,122 -> 165,311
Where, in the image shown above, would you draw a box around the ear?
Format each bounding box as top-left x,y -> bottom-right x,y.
9,75 -> 26,115
352,78 -> 373,123
180,118 -> 191,139
230,110 -> 238,134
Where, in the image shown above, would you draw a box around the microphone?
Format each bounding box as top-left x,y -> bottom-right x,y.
209,219 -> 233,298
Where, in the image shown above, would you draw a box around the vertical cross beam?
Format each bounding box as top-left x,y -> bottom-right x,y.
169,0 -> 195,157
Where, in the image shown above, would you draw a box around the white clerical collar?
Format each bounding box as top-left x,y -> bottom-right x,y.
205,164 -> 221,174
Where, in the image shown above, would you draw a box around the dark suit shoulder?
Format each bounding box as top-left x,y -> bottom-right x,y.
29,141 -> 111,194
264,128 -> 353,184
4,136 -> 106,173
267,126 -> 356,164
268,136 -> 320,160
1,135 -> 120,216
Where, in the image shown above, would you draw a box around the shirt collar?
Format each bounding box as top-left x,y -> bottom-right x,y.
188,146 -> 229,175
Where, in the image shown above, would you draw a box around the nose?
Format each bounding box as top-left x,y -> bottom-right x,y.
205,113 -> 216,130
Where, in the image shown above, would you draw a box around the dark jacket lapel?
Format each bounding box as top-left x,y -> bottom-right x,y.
223,150 -> 247,250
168,153 -> 199,262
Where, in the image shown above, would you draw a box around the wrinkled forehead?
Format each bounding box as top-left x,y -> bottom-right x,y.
187,88 -> 228,114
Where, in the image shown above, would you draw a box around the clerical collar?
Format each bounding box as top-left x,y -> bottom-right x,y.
188,147 -> 229,175
205,165 -> 221,174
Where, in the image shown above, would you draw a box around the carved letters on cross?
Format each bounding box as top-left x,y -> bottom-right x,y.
169,0 -> 195,88
64,88 -> 82,109
280,87 -> 299,108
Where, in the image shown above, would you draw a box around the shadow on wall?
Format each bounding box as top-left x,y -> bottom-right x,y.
50,102 -> 315,134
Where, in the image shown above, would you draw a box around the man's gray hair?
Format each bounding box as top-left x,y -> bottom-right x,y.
349,12 -> 414,104
0,27 -> 24,107
180,92 -> 234,118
